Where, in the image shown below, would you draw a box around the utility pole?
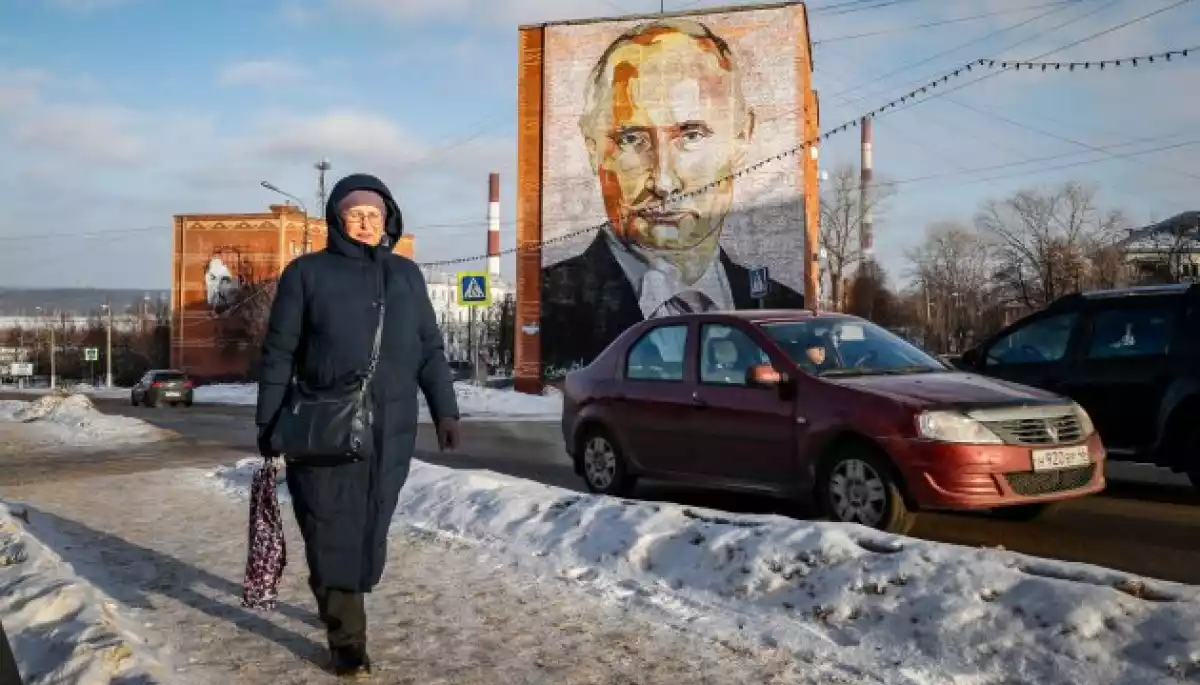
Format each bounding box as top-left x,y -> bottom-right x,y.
49,316 -> 56,390
105,300 -> 113,389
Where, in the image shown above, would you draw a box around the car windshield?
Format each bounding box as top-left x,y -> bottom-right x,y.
761,318 -> 946,377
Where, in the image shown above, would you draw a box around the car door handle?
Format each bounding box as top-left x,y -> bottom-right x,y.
691,392 -> 707,408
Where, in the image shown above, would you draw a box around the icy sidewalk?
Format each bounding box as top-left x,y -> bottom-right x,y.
0,468 -> 805,685
206,459 -> 1200,685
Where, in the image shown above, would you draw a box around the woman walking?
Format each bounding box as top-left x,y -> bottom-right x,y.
255,173 -> 460,677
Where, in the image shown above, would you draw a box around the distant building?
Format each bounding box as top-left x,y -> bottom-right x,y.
169,204 -> 416,380
1120,211 -> 1200,283
422,271 -> 512,363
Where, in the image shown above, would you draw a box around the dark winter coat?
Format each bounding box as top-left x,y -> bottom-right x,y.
255,173 -> 459,593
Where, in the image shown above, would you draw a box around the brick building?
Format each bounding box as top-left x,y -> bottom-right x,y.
169,203 -> 414,379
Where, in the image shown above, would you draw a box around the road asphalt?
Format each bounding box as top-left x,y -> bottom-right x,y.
1,393 -> 1197,585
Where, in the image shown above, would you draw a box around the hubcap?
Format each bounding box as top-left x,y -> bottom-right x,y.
828,458 -> 887,527
582,436 -> 617,490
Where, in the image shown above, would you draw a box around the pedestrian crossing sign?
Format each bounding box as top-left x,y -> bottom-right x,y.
456,271 -> 491,307
749,266 -> 769,300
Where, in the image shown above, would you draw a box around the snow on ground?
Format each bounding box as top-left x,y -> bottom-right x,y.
3,382 -> 563,420
0,394 -> 173,448
0,503 -> 175,684
204,458 -> 1200,685
3,468 -> 814,684
191,381 -> 562,420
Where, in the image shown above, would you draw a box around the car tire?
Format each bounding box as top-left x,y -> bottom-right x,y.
183,400 -> 193,408
818,443 -> 915,535
991,502 -> 1058,522
578,427 -> 636,497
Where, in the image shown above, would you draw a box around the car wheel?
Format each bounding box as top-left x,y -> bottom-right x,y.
991,502 -> 1058,522
819,444 -> 915,534
579,428 -> 636,497
183,400 -> 193,408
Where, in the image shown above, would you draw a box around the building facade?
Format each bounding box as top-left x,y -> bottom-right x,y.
515,1 -> 819,391
169,204 -> 417,380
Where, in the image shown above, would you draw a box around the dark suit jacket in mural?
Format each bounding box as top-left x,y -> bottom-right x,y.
541,232 -> 805,373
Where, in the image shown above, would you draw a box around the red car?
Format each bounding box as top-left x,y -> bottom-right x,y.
561,311 -> 1106,533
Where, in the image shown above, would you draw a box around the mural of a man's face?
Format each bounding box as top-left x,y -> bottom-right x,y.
582,24 -> 754,268
204,258 -> 237,308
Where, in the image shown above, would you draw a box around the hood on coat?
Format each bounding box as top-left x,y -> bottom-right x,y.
324,173 -> 404,260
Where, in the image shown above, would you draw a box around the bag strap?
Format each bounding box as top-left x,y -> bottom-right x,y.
362,259 -> 387,384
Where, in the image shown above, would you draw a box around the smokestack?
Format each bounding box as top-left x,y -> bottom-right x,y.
487,172 -> 501,278
859,116 -> 874,265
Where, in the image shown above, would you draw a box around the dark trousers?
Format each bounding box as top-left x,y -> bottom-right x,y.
311,582 -> 367,648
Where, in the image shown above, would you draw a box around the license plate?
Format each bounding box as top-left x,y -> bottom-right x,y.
1031,445 -> 1090,472
165,391 -> 180,398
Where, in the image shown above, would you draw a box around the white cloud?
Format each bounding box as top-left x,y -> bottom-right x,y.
217,59 -> 308,88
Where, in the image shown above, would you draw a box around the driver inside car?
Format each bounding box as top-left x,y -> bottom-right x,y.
797,333 -> 839,374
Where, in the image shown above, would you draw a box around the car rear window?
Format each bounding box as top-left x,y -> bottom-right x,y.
154,372 -> 187,381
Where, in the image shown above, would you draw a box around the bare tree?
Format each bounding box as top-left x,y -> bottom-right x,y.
820,164 -> 894,310
976,182 -> 1129,310
906,222 -> 996,353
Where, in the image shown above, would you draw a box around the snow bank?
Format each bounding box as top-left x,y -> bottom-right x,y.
0,394 -> 173,446
0,503 -> 176,684
204,458 -> 1200,684
192,382 -> 562,419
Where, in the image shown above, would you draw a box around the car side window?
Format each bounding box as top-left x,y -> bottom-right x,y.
985,312 -> 1078,366
699,324 -> 771,386
626,325 -> 688,381
1086,307 -> 1174,359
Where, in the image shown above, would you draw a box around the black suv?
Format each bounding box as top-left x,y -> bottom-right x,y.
130,369 -> 194,408
956,284 -> 1200,491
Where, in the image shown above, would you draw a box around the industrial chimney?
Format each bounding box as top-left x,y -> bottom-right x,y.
487,172 -> 501,278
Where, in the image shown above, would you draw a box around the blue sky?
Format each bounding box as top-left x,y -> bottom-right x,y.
0,0 -> 1197,289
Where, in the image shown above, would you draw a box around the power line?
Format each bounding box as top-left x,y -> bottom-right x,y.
813,1 -> 1078,44
837,0 -> 1123,109
826,0 -> 1083,101
884,0 -> 1196,114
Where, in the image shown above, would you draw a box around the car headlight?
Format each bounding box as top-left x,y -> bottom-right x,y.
1069,402 -> 1095,437
916,410 -> 1003,444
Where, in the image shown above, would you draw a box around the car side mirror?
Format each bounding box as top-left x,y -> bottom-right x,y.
747,364 -> 783,387
959,347 -> 981,369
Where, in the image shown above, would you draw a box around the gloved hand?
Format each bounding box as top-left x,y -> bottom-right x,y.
436,417 -> 461,451
257,429 -> 279,460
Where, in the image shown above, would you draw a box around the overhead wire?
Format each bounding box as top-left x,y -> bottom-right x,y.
835,0 -> 1124,108
813,1 -> 1080,44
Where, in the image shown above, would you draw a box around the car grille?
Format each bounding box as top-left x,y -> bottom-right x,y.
982,414 -> 1083,446
1005,465 -> 1095,496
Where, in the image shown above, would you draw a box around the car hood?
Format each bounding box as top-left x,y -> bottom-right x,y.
825,371 -> 1066,409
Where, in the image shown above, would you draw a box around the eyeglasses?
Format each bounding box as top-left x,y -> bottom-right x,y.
343,209 -> 383,227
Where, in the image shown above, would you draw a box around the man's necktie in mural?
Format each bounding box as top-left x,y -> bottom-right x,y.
653,290 -> 717,317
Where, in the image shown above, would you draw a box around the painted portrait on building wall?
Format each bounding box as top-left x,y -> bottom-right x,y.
537,8 -> 809,374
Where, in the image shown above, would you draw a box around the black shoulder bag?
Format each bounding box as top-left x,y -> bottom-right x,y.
271,263 -> 386,467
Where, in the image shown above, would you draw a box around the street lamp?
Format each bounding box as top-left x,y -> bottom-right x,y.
261,181 -> 311,254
